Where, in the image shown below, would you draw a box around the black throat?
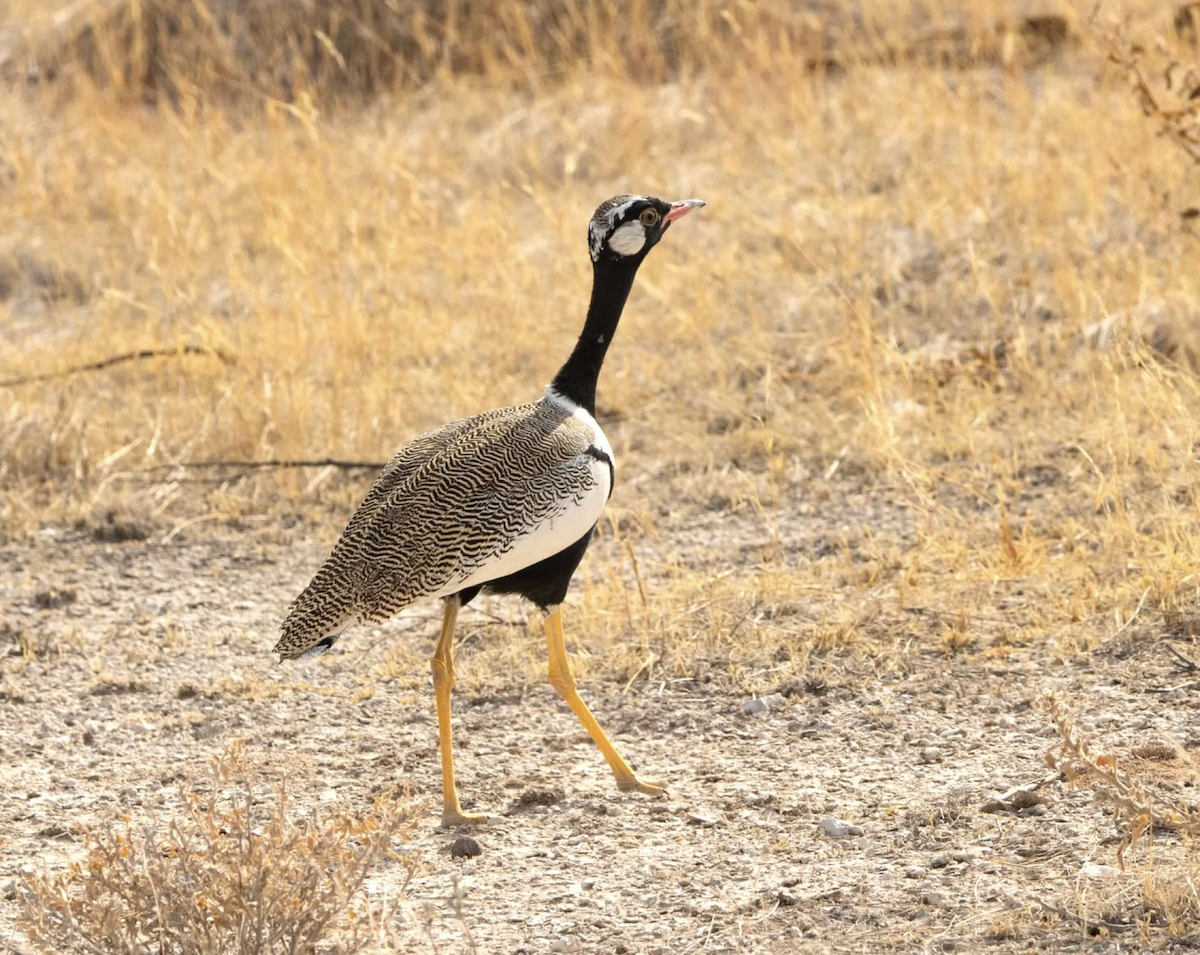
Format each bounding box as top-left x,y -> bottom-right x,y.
550,258 -> 640,415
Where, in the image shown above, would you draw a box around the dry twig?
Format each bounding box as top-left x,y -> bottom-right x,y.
1038,692 -> 1188,869
0,346 -> 235,388
1092,11 -> 1200,167
140,457 -> 387,473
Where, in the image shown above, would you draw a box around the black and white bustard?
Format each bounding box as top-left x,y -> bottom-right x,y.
275,194 -> 705,826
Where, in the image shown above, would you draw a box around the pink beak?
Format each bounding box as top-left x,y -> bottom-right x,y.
663,199 -> 706,223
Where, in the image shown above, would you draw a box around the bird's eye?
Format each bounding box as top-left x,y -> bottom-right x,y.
639,208 -> 660,227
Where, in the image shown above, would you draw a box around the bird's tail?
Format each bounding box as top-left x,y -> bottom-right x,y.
274,574 -> 356,660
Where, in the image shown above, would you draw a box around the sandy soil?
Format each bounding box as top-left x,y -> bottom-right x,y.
2,508 -> 1197,955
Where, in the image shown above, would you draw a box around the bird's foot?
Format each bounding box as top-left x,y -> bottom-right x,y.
439,808 -> 499,828
615,773 -> 668,797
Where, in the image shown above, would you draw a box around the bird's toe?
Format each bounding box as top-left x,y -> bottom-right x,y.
439,809 -> 500,828
615,774 -> 668,798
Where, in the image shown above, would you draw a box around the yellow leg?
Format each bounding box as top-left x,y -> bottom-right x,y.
544,606 -> 666,797
431,596 -> 494,826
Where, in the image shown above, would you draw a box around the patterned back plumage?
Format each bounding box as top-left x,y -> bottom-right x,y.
274,398 -> 600,658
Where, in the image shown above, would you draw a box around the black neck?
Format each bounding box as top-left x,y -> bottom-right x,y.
550,259 -> 639,415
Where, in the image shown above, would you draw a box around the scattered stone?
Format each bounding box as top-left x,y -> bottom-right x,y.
920,746 -> 943,763
951,850 -> 970,863
89,679 -> 147,697
742,693 -> 787,715
518,789 -> 563,807
450,836 -> 483,859
191,719 -> 224,741
1010,789 -> 1048,810
1080,861 -> 1122,879
930,853 -> 949,869
980,799 -> 1010,813
905,866 -> 923,879
33,587 -> 77,610
819,817 -> 864,838
89,513 -> 149,543
1018,803 -> 1047,817
922,891 -> 947,907
688,812 -> 718,827
776,889 -> 798,906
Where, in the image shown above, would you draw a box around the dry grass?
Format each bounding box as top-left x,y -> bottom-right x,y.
1,0 -> 1082,103
1039,691 -> 1200,934
17,742 -> 418,954
1,1 -> 1199,666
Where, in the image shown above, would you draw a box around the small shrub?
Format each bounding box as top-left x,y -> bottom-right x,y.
19,742 -> 417,955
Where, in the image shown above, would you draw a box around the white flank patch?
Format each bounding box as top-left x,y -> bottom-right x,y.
608,220 -> 646,256
432,391 -> 615,595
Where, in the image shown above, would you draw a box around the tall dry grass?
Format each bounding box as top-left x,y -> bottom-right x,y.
2,0 -> 1083,103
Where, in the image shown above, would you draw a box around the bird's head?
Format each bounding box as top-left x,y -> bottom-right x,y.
588,194 -> 705,266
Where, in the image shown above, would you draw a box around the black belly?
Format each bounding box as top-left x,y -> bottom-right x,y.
453,524 -> 596,611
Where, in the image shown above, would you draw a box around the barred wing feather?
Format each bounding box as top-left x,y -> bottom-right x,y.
274,398 -> 607,659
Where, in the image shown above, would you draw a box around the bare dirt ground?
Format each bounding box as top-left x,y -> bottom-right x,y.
3,499 -> 1197,954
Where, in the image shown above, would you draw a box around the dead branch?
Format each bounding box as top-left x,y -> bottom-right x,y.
1164,641 -> 1199,672
0,346 -> 235,388
1035,898 -> 1140,934
141,457 -> 387,472
1091,11 -> 1200,166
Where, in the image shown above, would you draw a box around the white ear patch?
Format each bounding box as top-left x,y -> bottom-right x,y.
608,220 -> 647,256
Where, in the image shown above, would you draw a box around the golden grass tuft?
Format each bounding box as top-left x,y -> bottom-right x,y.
18,742 -> 418,955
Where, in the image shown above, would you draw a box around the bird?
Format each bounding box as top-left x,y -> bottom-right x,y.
274,194 -> 705,826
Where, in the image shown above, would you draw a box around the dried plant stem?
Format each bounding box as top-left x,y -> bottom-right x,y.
0,347 -> 235,389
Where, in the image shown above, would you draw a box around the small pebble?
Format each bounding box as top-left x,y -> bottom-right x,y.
930,853 -> 949,869
920,746 -> 943,763
951,850 -> 970,863
1010,789 -> 1047,810
776,889 -> 798,906
688,813 -> 718,827
450,836 -> 482,859
905,866 -> 923,879
1018,803 -> 1047,817
819,817 -> 864,838
742,693 -> 787,715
